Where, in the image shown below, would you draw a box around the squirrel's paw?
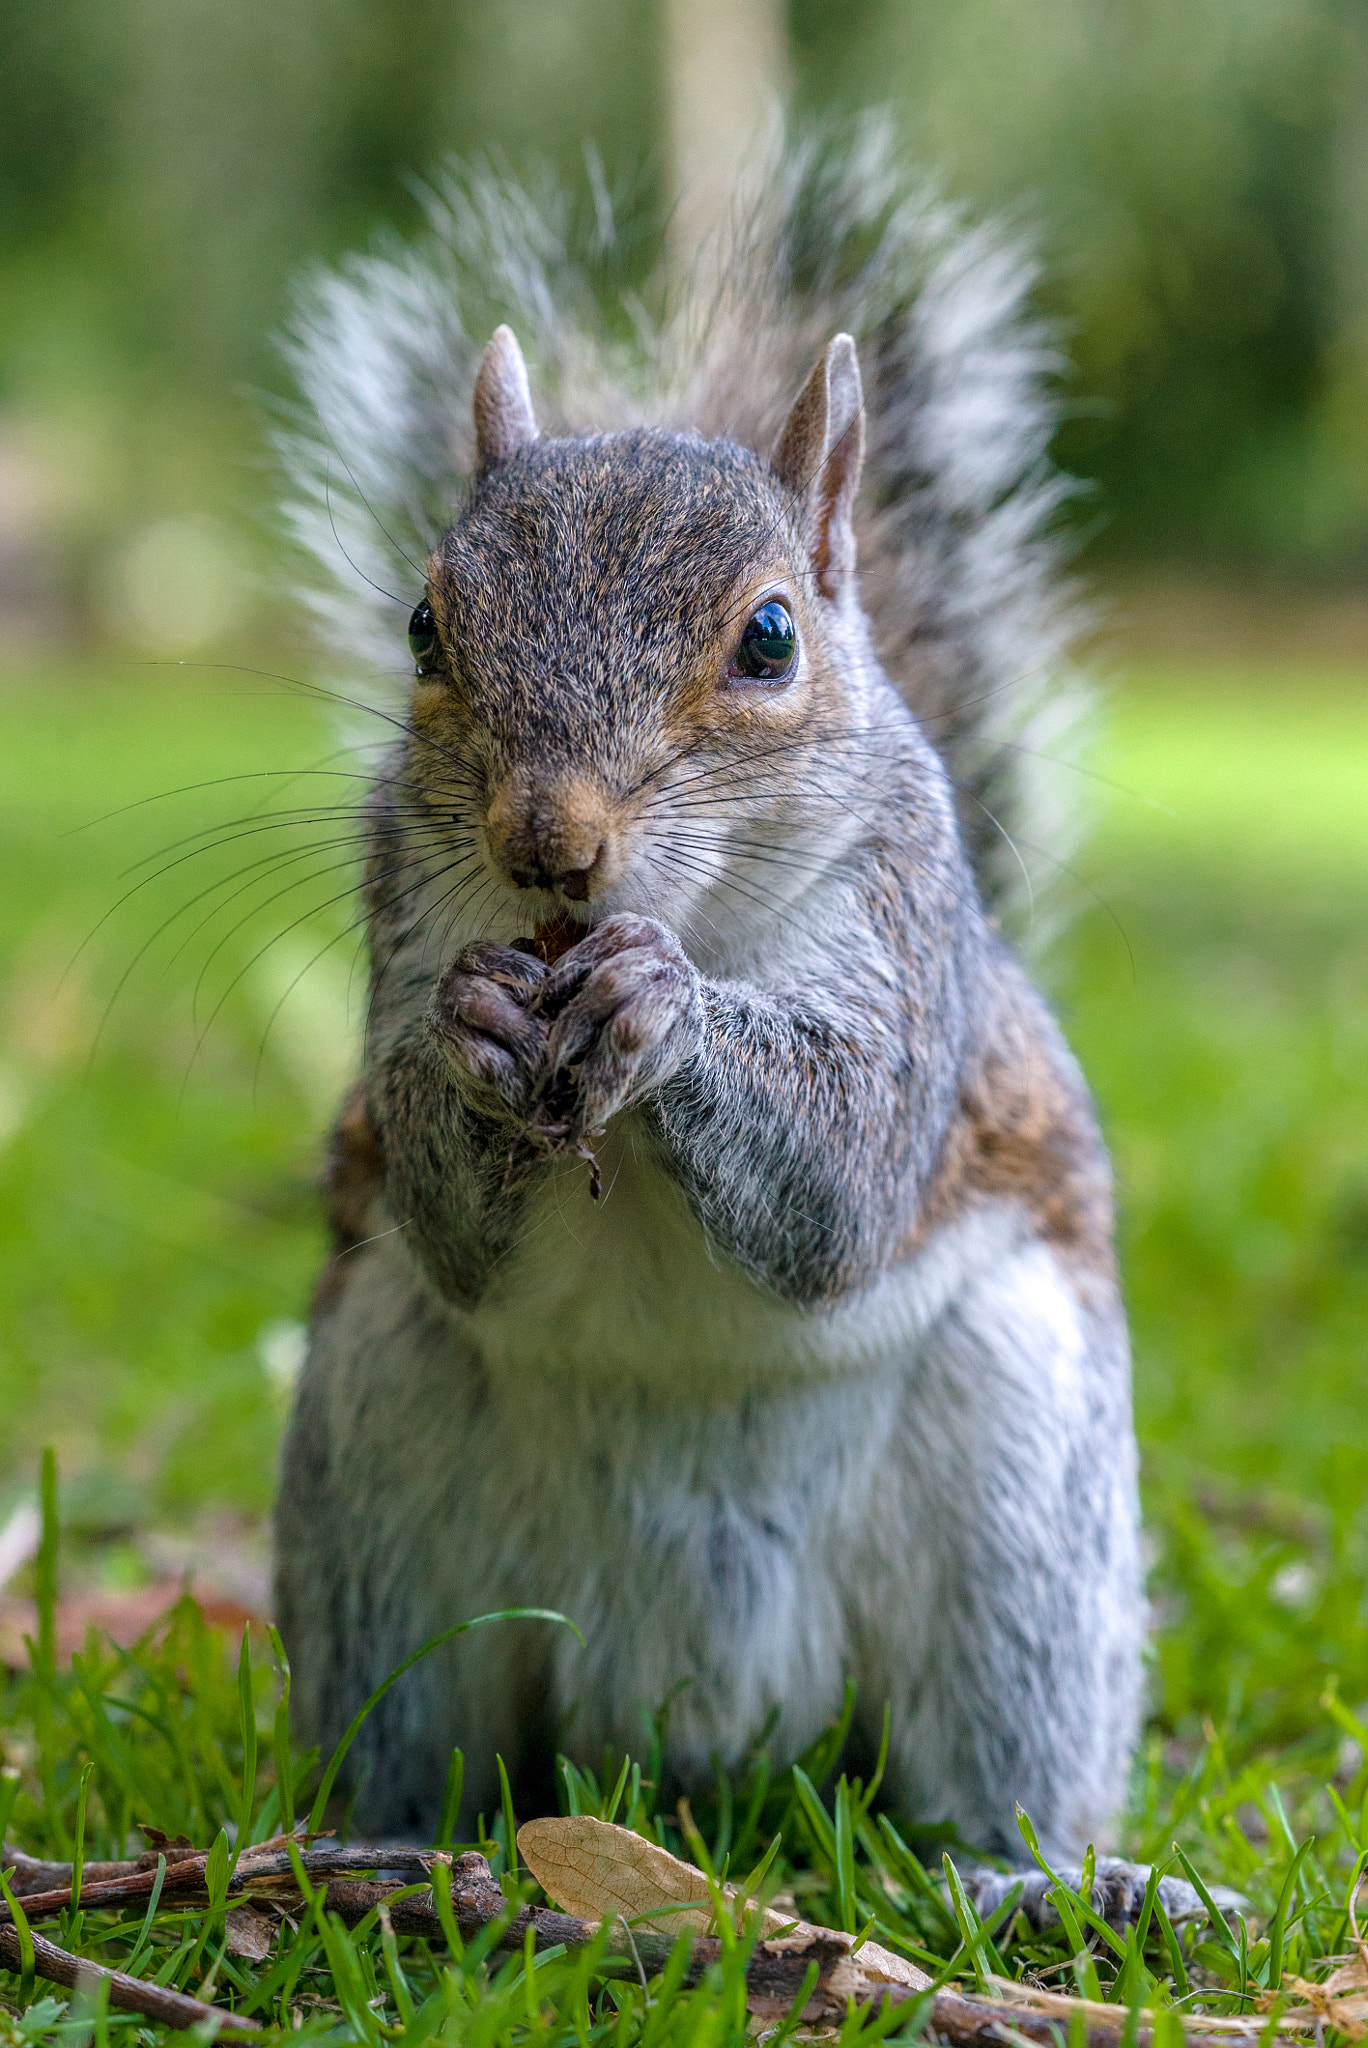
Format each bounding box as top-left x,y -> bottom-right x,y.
530,913 -> 702,1140
964,1858 -> 1206,1933
429,942 -> 550,1120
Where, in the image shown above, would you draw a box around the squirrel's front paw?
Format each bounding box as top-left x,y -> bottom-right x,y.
530,914 -> 703,1141
430,942 -> 549,1120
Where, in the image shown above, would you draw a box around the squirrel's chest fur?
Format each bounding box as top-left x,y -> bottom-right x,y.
298,1182 -> 1114,1801
455,1126 -> 999,1396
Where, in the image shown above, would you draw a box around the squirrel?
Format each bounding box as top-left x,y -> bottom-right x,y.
271,128 -> 1159,1918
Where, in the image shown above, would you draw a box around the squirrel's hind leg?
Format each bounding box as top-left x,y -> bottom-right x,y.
849,1235 -> 1144,1876
273,1247 -> 553,1840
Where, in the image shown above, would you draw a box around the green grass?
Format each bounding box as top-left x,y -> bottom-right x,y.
1,653 -> 1367,2041
1064,667 -> 1368,1769
0,663 -> 348,1523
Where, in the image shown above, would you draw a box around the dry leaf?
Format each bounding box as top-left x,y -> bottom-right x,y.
757,1921 -> 930,1999
224,1904 -> 276,1961
1273,1949 -> 1368,2041
0,1583 -> 263,1671
516,1815 -> 931,1993
518,1815 -> 757,1934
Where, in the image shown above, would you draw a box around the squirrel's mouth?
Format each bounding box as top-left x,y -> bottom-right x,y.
531,910 -> 586,965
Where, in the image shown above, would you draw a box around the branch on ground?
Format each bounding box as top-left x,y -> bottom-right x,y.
0,1920 -> 259,2037
1,1832 -> 1297,2044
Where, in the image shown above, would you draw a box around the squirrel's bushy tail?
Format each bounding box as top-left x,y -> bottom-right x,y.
278,115 -> 1092,932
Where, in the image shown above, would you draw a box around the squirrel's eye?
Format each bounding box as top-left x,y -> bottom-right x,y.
408,599 -> 439,674
733,601 -> 796,683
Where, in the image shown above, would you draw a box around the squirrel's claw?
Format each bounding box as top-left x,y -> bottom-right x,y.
963,1858 -> 1208,1934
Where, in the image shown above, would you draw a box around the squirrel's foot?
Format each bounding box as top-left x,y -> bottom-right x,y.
429,942 -> 550,1120
529,913 -> 703,1141
963,1857 -> 1207,1933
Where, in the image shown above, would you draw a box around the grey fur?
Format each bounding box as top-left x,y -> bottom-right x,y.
273,126 -> 1142,1876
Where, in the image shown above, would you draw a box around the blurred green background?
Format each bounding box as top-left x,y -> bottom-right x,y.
3,0 -> 1368,637
0,0 -> 1364,1735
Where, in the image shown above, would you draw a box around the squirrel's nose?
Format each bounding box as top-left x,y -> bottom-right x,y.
507,846 -> 604,901
485,771 -> 617,901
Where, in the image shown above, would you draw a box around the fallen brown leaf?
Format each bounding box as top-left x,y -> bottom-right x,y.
0,1583 -> 263,1669
224,1903 -> 276,1962
1271,1948 -> 1368,2041
516,1814 -> 931,1992
517,1815 -> 774,1934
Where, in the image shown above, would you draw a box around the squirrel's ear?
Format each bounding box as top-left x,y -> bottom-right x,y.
770,333 -> 865,603
472,325 -> 539,472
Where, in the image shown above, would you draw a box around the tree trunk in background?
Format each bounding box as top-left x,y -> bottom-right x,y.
662,0 -> 790,277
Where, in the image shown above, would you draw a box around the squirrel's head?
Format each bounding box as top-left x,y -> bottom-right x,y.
403,323 -> 881,954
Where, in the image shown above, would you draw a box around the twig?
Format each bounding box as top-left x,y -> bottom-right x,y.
317,1857 -> 1268,2044
4,1848 -> 161,1895
0,1920 -> 258,2036
983,1978 -> 1322,2038
2,1840 -> 446,1922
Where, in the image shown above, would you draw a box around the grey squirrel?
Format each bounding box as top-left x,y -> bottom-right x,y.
272,128 -> 1163,1921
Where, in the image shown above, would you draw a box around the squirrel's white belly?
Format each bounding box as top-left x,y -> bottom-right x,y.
312,1194 -> 1099,1791
461,1123 -> 1029,1396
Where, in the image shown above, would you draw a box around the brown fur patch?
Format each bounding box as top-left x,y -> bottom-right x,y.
313,1081 -> 386,1316
910,966 -> 1116,1302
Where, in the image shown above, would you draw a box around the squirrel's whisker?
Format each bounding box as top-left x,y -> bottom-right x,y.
87,827 -> 420,1070
118,811 -> 380,884
323,434 -> 428,584
181,836 -> 462,1011
152,658 -> 481,778
66,757 -> 399,838
649,831 -> 830,890
164,840 -> 375,978
189,844 -> 479,1067
642,841 -> 800,934
323,457 -> 414,608
366,852 -> 491,1006
118,767 -> 475,861
651,823 -> 833,869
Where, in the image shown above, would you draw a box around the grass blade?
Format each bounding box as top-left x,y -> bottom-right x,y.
942,1853 -> 1004,1991
1017,1808 -> 1126,1963
0,1865 -> 36,2006
307,1606 -> 578,1830
834,1776 -> 857,1932
234,1624 -> 257,1867
35,1449 -> 58,1684
1267,1835 -> 1316,1987
498,1753 -> 518,1879
70,1760 -> 93,1913
267,1624 -> 294,1835
1171,1842 -> 1237,1954
790,1764 -> 838,1867
437,1747 -> 465,1849
1152,1888 -> 1191,2000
